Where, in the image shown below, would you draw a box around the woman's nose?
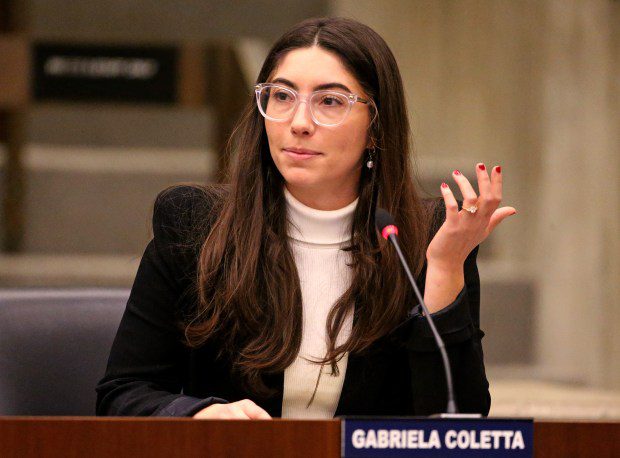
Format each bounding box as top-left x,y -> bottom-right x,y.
290,100 -> 315,135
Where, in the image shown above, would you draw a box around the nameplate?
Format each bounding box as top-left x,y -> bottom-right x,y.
341,417 -> 533,457
33,43 -> 178,104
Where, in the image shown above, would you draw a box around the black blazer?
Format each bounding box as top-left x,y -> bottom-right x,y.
96,185 -> 490,417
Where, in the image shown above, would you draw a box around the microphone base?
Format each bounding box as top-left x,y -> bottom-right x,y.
430,413 -> 484,419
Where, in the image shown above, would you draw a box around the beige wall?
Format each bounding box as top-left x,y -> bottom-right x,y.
332,0 -> 620,389
29,0 -> 327,42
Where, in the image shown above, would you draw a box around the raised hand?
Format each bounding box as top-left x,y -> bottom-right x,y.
427,164 -> 516,270
423,163 -> 516,313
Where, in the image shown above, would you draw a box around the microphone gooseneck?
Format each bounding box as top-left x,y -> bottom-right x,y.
375,208 -> 458,415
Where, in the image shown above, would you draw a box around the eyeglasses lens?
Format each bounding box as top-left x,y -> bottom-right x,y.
258,86 -> 349,126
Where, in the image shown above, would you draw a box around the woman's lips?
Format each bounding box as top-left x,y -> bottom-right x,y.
283,148 -> 322,160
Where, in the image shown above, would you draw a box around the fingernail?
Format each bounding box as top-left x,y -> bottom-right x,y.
453,170 -> 461,176
478,163 -> 486,171
510,210 -> 517,215
441,182 -> 448,189
495,166 -> 502,173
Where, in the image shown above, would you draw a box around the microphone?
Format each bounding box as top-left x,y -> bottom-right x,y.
375,208 -> 460,415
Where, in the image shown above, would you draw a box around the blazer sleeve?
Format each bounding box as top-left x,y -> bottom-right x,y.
96,186 -> 228,417
392,200 -> 491,416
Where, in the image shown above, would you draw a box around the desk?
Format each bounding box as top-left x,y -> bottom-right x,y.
0,418 -> 618,457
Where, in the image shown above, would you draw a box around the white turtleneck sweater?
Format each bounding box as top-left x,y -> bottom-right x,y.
281,188 -> 357,419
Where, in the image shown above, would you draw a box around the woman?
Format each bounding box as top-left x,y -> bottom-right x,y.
96,17 -> 515,419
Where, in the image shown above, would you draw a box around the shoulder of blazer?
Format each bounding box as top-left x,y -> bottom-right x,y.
152,183 -> 229,280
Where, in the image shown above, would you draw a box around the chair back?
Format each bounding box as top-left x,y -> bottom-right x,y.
0,288 -> 128,415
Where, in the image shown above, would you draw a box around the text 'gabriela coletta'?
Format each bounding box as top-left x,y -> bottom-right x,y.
351,428 -> 526,450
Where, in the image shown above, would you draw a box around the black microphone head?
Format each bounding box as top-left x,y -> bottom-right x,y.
375,208 -> 395,232
375,208 -> 399,239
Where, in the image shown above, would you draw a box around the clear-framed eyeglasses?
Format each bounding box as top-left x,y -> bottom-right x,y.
255,83 -> 374,127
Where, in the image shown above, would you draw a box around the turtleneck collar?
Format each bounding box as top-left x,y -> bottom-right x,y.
284,187 -> 358,245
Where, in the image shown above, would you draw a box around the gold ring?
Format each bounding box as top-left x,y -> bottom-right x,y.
463,205 -> 478,214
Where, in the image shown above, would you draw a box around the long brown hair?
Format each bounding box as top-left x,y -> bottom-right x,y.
186,17 -> 432,396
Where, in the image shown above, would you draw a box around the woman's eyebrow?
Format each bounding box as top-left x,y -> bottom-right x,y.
270,77 -> 352,93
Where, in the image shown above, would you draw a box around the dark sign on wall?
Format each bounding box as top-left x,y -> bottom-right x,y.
33,43 -> 178,104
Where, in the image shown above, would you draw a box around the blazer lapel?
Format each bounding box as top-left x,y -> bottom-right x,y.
334,350 -> 368,416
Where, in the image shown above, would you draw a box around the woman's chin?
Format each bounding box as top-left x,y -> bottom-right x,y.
280,170 -> 323,190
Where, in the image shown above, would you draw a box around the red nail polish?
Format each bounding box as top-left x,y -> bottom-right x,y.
441,182 -> 448,189
478,164 -> 486,171
495,166 -> 502,173
453,170 -> 461,176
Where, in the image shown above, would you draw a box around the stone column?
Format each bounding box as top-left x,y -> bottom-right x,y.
534,0 -> 618,387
